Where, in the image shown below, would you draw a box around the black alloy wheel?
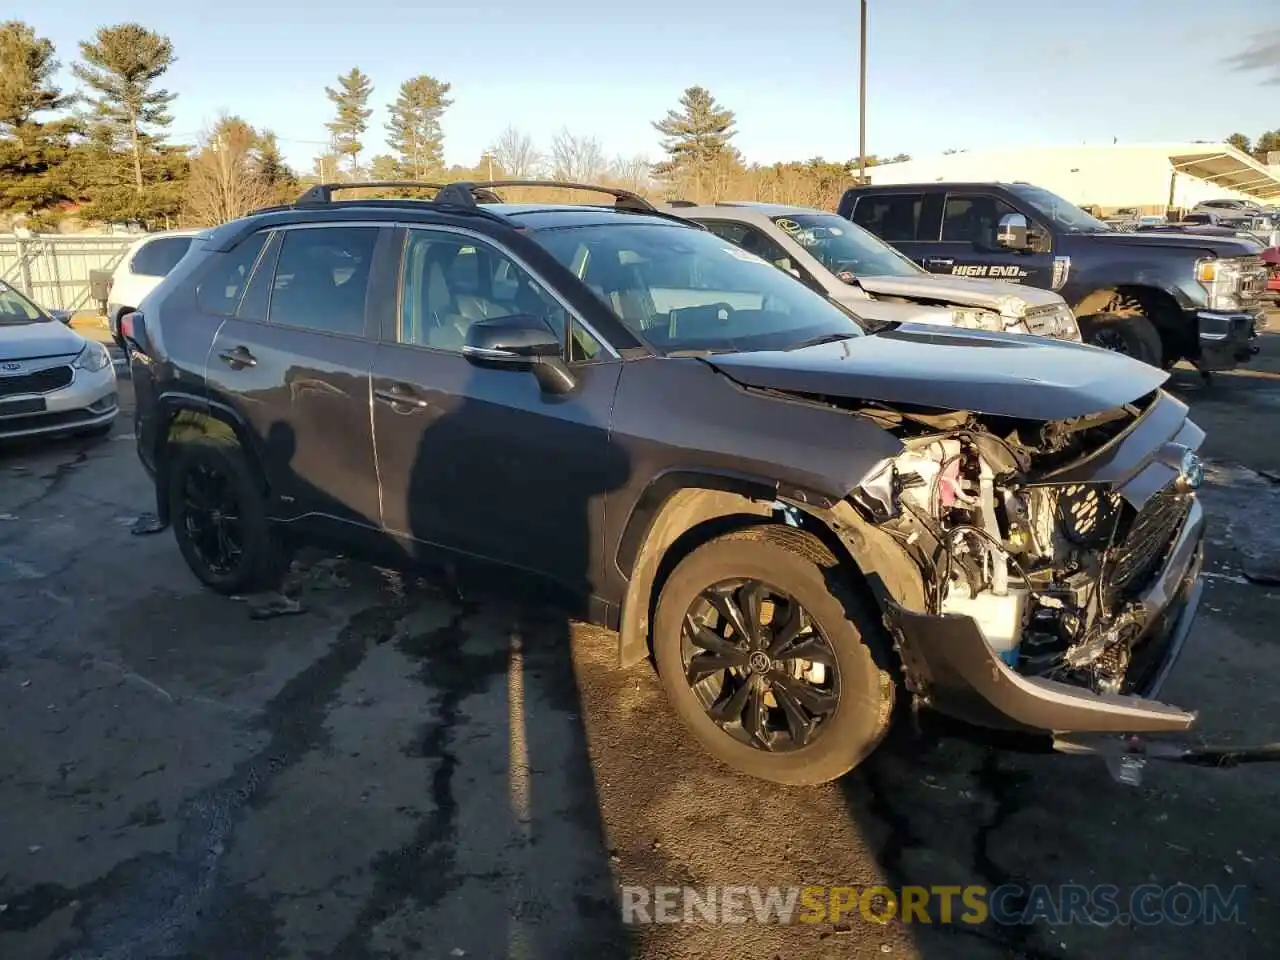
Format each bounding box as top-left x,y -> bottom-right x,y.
180,459 -> 245,577
682,577 -> 842,752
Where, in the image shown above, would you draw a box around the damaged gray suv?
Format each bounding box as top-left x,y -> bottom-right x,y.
129,181 -> 1206,785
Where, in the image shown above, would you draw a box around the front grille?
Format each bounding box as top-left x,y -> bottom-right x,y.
1238,255 -> 1269,303
1105,488 -> 1191,602
0,365 -> 73,397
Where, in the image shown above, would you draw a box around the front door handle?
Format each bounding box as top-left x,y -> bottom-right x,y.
374,385 -> 429,410
218,346 -> 257,369
924,257 -> 955,269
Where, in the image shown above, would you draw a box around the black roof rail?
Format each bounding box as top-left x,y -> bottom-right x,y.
294,181 -> 449,205
664,199 -> 698,208
435,180 -> 658,213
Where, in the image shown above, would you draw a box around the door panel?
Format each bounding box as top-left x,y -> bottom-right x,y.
204,224 -> 383,529
371,226 -> 625,594
927,192 -> 1054,286
372,346 -> 621,590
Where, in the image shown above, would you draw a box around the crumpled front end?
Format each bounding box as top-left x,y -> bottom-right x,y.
849,388 -> 1206,735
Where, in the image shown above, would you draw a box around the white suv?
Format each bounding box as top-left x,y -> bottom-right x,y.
105,230 -> 200,347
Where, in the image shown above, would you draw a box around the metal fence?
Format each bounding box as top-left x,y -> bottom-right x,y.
0,233 -> 136,312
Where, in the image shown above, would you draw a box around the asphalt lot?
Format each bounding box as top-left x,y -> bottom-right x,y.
3,322 -> 1280,959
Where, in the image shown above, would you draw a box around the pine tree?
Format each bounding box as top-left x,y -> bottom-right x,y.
325,67 -> 373,176
0,21 -> 75,224
651,86 -> 738,196
73,23 -> 176,196
385,74 -> 452,180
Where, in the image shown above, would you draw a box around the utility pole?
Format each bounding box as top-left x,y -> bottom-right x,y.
859,0 -> 868,185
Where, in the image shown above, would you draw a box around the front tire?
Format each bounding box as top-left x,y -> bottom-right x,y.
1079,307 -> 1163,366
652,525 -> 896,785
168,438 -> 289,595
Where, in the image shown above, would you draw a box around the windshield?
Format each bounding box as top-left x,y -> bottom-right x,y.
0,280 -> 46,325
1006,183 -> 1112,234
771,212 -> 924,280
532,222 -> 865,354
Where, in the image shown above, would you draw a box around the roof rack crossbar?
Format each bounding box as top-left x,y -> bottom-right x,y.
434,180 -> 658,214
295,181 -> 450,205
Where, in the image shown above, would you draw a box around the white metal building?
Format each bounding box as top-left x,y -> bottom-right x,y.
865,142 -> 1280,214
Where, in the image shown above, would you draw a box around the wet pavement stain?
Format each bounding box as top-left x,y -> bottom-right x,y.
327,601 -> 514,960
1,595 -> 417,960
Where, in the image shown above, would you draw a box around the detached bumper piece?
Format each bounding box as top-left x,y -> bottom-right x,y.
887,501 -> 1206,737
1196,308 -> 1262,370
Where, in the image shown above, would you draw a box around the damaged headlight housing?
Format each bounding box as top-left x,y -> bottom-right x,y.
1195,256 -> 1245,311
949,307 -> 1005,332
73,341 -> 112,373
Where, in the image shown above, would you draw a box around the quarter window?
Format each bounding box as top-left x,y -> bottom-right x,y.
267,227 -> 378,336
196,232 -> 267,317
399,229 -> 602,361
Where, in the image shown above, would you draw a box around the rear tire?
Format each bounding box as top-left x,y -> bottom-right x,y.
652,525 -> 896,785
168,438 -> 289,595
1079,307 -> 1163,366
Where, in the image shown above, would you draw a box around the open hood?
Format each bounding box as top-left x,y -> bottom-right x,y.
0,318 -> 86,362
705,324 -> 1169,421
855,273 -> 1066,313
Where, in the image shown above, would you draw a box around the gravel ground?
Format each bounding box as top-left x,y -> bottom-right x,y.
1,322 -> 1279,959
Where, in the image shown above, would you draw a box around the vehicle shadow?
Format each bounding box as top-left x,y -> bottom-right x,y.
248,355 -> 636,957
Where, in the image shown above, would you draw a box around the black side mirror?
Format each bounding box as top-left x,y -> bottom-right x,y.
462,314 -> 576,394
997,212 -> 1030,250
463,314 -> 561,359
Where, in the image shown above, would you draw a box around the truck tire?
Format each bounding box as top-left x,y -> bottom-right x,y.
652,525 -> 896,785
1079,307 -> 1163,367
168,437 -> 290,595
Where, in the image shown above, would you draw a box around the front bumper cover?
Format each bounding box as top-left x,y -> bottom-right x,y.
0,361 -> 118,440
1195,308 -> 1262,370
885,497 -> 1205,736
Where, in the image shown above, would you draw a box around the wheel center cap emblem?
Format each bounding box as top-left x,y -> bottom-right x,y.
748,651 -> 771,674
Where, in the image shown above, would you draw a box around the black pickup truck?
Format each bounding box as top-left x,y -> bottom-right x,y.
838,181 -> 1267,370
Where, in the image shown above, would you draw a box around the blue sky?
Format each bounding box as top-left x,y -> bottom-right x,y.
27,0 -> 1279,173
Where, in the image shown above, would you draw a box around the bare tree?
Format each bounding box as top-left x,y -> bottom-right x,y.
609,153 -> 652,193
185,114 -> 272,226
490,125 -> 542,179
550,128 -> 606,183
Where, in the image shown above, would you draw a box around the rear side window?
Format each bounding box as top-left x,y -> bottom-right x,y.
131,236 -> 194,277
196,232 -> 268,316
267,227 -> 378,336
851,194 -> 923,243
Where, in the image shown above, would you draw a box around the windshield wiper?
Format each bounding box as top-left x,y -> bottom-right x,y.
782,332 -> 858,351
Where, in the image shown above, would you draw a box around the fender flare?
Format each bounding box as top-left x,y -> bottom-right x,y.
615,475 -> 924,669
151,392 -> 267,523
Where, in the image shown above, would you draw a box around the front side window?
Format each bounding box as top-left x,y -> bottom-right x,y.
0,281 -> 44,324
850,194 -> 923,243
531,222 -> 864,354
399,229 -> 602,361
772,213 -> 923,279
267,227 -> 378,336
941,195 -> 1022,248
131,236 -> 195,277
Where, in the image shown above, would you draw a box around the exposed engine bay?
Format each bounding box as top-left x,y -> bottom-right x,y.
854,398 -> 1192,697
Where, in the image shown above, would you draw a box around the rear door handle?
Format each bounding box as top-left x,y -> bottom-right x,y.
924,257 -> 955,268
374,384 -> 429,410
218,346 -> 257,369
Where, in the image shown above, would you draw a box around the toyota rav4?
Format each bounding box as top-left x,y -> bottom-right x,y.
129,180 -> 1208,785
